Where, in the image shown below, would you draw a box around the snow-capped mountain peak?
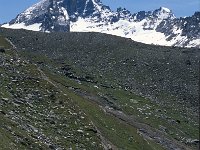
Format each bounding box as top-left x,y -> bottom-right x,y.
160,7 -> 171,13
153,7 -> 175,20
12,0 -> 50,24
1,0 -> 200,48
6,0 -> 107,32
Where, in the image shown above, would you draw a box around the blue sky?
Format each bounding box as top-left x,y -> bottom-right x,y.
0,0 -> 199,23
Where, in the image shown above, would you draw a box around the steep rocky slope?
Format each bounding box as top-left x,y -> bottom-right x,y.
0,28 -> 199,149
0,35 -> 104,149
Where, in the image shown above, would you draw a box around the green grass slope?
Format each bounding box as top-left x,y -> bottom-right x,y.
0,28 -> 199,150
0,33 -> 166,150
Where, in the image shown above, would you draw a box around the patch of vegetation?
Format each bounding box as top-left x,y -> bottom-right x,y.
0,35 -> 11,49
0,28 -> 199,149
0,39 -> 103,149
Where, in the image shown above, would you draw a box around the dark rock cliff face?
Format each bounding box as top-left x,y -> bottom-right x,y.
181,12 -> 200,37
63,0 -> 96,18
156,12 -> 200,46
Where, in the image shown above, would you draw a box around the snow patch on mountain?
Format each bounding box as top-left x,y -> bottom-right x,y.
2,23 -> 41,31
61,7 -> 69,20
13,0 -> 50,24
70,17 -> 182,46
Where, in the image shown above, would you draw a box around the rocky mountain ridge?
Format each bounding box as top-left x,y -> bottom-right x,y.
1,0 -> 200,48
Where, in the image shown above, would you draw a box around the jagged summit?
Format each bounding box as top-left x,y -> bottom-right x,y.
159,7 -> 171,13
11,0 -> 107,22
1,0 -> 200,48
153,7 -> 175,19
6,0 -> 114,32
133,7 -> 174,21
8,0 -> 107,32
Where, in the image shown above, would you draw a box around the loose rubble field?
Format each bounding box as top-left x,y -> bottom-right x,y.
0,28 -> 199,150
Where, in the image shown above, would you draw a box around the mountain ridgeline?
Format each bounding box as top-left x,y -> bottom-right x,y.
2,0 -> 200,48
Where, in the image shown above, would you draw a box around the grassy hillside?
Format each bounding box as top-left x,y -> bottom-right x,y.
0,28 -> 199,150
